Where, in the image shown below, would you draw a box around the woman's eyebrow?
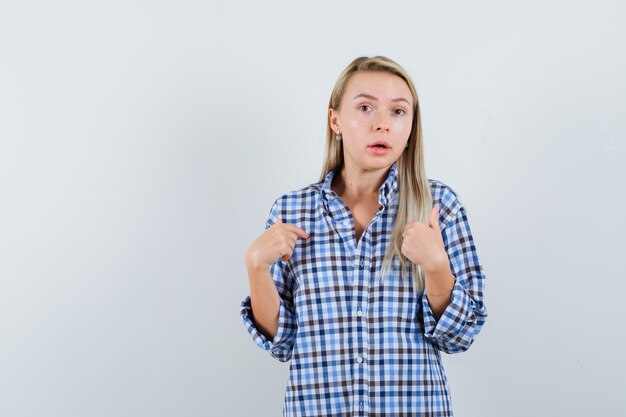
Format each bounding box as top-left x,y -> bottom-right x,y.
353,93 -> 411,105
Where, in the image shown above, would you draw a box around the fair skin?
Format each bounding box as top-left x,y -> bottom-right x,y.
246,71 -> 454,341
328,71 -> 412,201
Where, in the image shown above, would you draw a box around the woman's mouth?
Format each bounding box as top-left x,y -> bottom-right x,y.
368,144 -> 390,155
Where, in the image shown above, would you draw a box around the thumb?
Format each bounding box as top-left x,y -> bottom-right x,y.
276,217 -> 283,224
429,205 -> 440,229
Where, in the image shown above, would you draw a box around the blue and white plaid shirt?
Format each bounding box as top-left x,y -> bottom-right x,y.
241,162 -> 488,416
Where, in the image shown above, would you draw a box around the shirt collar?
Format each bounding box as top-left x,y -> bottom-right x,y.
320,162 -> 399,207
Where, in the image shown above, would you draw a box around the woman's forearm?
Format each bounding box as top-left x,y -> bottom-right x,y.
246,262 -> 280,341
424,263 -> 455,321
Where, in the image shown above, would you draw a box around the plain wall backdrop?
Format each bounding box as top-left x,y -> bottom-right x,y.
1,1 -> 625,416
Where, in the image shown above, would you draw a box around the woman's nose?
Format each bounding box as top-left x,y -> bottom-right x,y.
374,112 -> 391,132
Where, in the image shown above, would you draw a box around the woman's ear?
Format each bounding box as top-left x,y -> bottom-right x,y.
328,108 -> 340,132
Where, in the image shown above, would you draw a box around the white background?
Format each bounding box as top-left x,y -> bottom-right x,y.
1,1 -> 624,416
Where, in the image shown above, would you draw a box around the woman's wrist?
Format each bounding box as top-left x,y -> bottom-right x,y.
423,260 -> 455,296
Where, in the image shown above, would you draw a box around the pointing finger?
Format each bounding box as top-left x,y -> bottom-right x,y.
279,221 -> 310,239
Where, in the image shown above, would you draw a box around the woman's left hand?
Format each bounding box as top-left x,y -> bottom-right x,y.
401,205 -> 448,273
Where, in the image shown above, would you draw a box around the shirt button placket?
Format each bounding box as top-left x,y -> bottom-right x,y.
352,251 -> 369,416
354,354 -> 365,415
357,255 -> 370,416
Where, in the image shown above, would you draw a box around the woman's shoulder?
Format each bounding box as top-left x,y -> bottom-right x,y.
427,178 -> 465,225
273,181 -> 322,206
266,180 -> 323,217
263,181 -> 323,228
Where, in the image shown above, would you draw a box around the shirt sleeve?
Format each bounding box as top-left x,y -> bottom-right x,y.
240,198 -> 298,362
421,199 -> 488,354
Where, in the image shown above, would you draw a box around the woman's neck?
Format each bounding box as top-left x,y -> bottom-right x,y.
331,164 -> 388,200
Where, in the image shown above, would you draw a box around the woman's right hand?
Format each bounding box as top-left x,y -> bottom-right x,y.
245,218 -> 310,271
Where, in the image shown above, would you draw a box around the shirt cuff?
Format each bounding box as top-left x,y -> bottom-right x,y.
421,278 -> 477,343
240,295 -> 297,361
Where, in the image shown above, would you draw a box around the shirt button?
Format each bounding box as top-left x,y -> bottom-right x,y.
359,401 -> 364,411
360,259 -> 365,269
356,308 -> 363,317
356,355 -> 363,364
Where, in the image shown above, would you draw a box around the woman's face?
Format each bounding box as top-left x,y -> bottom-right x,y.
329,71 -> 414,170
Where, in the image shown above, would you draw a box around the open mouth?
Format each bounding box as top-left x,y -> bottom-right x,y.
368,144 -> 390,155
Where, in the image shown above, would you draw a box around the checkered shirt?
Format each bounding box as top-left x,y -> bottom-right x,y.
241,162 -> 488,416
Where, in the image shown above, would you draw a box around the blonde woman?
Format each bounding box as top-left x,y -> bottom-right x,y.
241,55 -> 488,417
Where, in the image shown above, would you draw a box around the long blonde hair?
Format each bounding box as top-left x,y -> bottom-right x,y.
318,56 -> 433,294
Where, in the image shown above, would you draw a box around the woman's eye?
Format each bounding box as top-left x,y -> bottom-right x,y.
395,108 -> 406,115
359,105 -> 371,112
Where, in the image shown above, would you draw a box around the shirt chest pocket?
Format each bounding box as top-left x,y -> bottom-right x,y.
381,259 -> 418,321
